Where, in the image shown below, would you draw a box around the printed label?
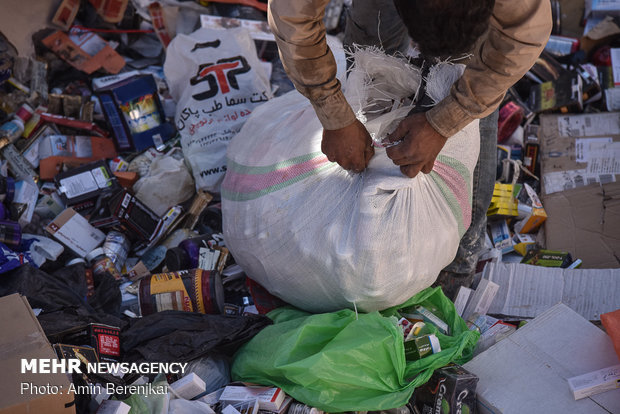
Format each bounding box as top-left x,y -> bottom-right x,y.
98,334 -> 120,356
575,138 -> 613,163
60,171 -> 99,198
557,113 -> 620,137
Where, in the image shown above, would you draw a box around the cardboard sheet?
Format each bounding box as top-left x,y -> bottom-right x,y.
543,181 -> 620,269
0,294 -> 74,413
464,303 -> 620,414
539,112 -> 620,195
483,262 -> 620,320
42,30 -> 125,75
539,112 -> 620,268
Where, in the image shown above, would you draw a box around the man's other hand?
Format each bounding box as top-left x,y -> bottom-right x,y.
322,120 -> 375,173
385,112 -> 448,178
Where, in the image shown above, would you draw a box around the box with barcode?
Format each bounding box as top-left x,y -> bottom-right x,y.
45,208 -> 105,257
54,160 -> 119,211
219,386 -> 286,411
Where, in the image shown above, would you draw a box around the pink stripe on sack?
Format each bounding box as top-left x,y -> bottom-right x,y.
433,160 -> 472,228
225,155 -> 330,193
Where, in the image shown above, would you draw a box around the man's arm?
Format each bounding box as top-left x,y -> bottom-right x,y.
268,0 -> 373,172
267,0 -> 355,130
387,0 -> 552,177
426,0 -> 553,138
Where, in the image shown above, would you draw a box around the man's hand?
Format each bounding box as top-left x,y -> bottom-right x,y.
322,120 -> 374,173
385,112 -> 448,178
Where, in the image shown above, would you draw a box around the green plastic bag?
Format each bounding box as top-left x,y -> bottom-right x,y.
231,287 -> 479,412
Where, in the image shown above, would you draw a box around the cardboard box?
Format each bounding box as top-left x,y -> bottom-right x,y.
55,160 -> 120,209
462,278 -> 500,321
42,30 -> 125,75
520,249 -> 573,268
51,323 -> 120,363
51,0 -> 80,30
473,321 -> 516,357
453,286 -> 473,317
223,399 -> 260,414
258,396 -> 293,414
0,294 -> 74,413
89,189 -> 160,244
45,208 -> 106,257
170,372 -> 206,400
483,262 -> 620,320
36,135 -> 118,181
487,183 -> 519,217
512,233 -> 536,256
539,112 -> 620,196
529,73 -> 583,114
582,17 -> 620,55
514,183 -> 547,234
463,303 -> 620,414
568,364 -> 620,400
538,112 -> 620,268
89,0 -> 129,24
96,75 -> 175,152
220,386 -> 286,411
414,364 -> 478,414
96,400 -> 131,414
488,219 -> 514,254
543,182 -> 620,269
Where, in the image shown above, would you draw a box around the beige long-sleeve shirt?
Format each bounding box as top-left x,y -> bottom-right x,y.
267,0 -> 552,138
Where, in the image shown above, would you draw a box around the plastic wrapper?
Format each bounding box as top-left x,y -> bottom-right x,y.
133,153 -> 195,216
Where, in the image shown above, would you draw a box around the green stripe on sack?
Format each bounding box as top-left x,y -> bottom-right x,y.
227,152 -> 325,175
436,154 -> 472,205
222,163 -> 335,201
430,172 -> 466,237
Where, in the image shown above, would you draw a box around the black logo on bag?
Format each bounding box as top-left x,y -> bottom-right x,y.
190,56 -> 251,101
191,40 -> 221,52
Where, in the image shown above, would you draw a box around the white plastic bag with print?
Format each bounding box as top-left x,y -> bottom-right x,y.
222,49 -> 479,313
164,27 -> 271,192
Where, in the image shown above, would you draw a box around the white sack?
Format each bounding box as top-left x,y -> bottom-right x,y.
222,49 -> 479,313
164,27 -> 271,192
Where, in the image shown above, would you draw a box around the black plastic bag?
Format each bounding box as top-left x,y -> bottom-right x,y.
0,264 -> 87,312
122,311 -> 272,362
0,264 -> 124,336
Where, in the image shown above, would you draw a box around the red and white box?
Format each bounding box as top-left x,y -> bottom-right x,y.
219,386 -> 287,411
